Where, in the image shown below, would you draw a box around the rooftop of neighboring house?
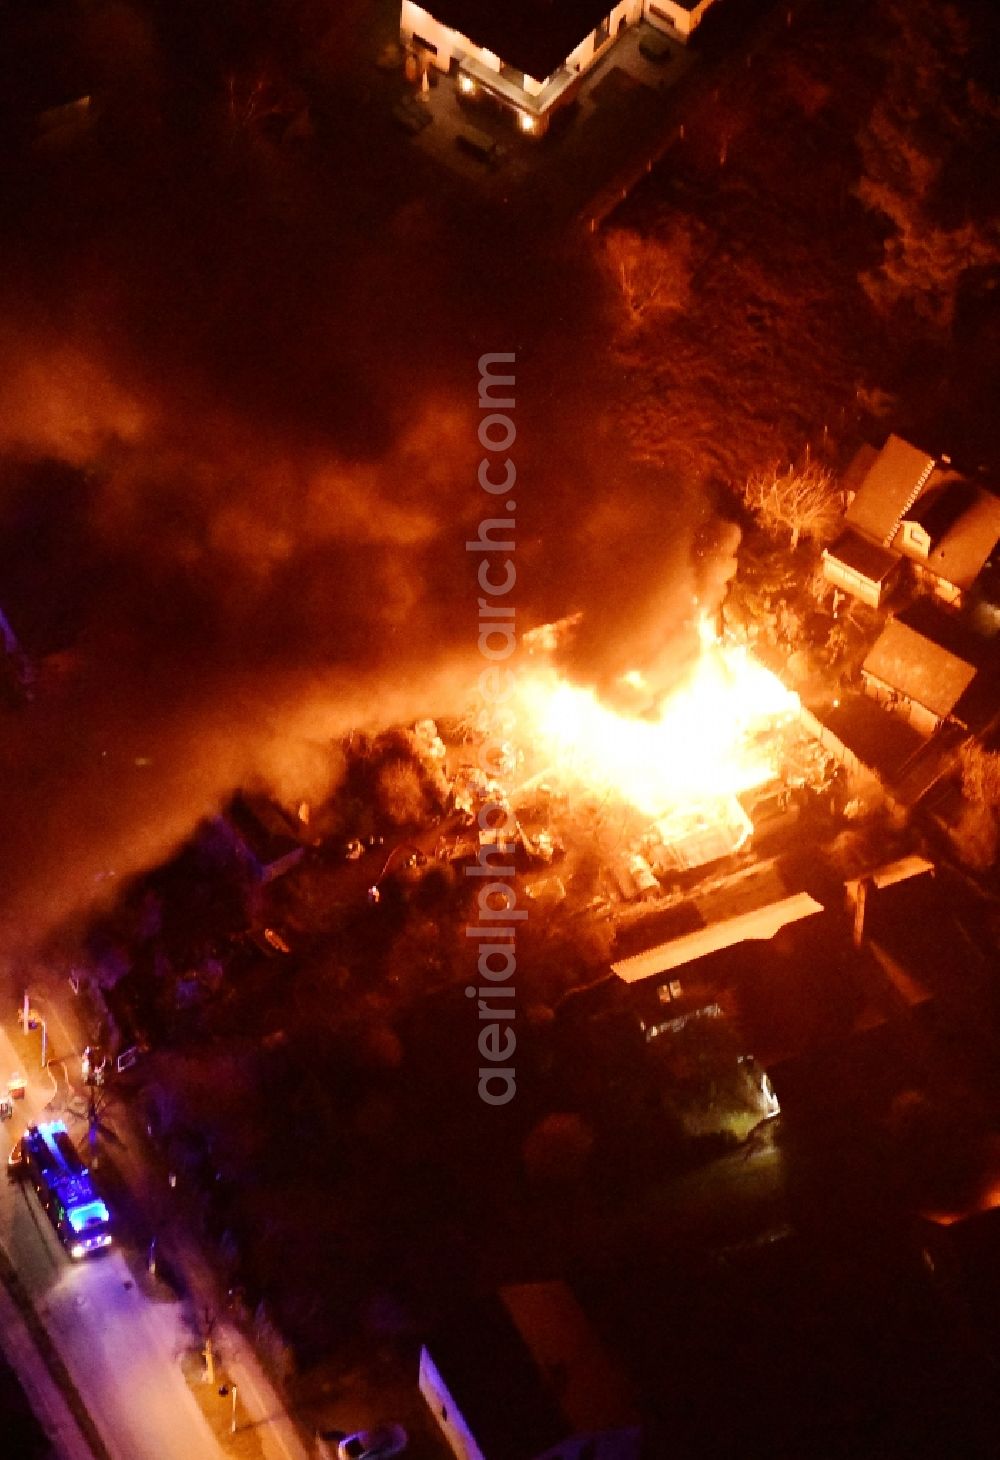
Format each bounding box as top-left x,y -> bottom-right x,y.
413,0 -> 623,80
815,691 -> 924,778
425,1281 -> 637,1460
612,861 -> 824,982
844,434 -> 937,545
834,434 -> 1000,598
903,479 -> 1000,591
903,473 -> 972,538
623,938 -> 743,1029
824,527 -> 900,585
861,604 -> 980,721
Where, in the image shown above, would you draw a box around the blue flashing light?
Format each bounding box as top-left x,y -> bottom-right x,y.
38,1120 -> 69,1137
37,1121 -> 70,1160
67,1198 -> 110,1234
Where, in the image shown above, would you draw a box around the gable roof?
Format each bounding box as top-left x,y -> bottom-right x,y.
861,614 -> 978,721
900,472 -> 971,540
418,0 -> 616,79
917,484 -> 1000,591
838,437 -> 1000,594
425,1282 -> 636,1460
845,434 -> 936,545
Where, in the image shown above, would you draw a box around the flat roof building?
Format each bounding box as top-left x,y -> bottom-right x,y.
420,1280 -> 640,1460
400,0 -> 720,134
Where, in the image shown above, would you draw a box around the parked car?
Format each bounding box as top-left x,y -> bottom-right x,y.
338,1424 -> 408,1460
7,1135 -> 24,1178
392,96 -> 431,134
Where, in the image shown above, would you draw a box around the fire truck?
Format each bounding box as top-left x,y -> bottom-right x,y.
9,1121 -> 113,1259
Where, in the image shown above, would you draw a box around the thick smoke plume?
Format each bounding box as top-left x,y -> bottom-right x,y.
0,1 -> 727,954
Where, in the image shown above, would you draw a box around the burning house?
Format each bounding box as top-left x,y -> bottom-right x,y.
511,619 -> 808,895
646,797 -> 753,873
517,624 -> 800,823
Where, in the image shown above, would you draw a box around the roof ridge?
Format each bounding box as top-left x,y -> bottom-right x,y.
882,454 -> 935,546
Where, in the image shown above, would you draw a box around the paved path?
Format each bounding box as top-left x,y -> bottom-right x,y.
3,979 -> 314,1460
0,1279 -> 99,1460
0,1020 -> 227,1460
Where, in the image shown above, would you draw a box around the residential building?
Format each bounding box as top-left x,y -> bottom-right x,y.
821,528 -> 901,609
860,604 -> 980,738
399,0 -> 719,135
823,434 -> 1000,611
420,1280 -> 641,1460
894,475 -> 1000,609
844,434 -> 937,545
611,858 -> 824,983
823,434 -> 936,607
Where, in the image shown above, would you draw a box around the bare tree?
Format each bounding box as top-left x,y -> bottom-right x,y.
960,745 -> 1000,809
948,746 -> 1000,870
375,759 -> 430,828
601,225 -> 691,327
739,459 -> 841,551
225,69 -> 286,136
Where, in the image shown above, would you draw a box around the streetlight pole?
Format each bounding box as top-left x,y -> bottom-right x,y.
218,1383 -> 238,1433
19,992 -> 48,1068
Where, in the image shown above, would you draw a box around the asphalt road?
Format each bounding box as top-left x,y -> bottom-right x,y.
0,1020 -> 227,1460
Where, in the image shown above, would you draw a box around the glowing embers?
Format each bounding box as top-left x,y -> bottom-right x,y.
517,621 -> 800,822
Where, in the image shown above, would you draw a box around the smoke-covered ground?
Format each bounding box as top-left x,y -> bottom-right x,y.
0,0 -> 723,953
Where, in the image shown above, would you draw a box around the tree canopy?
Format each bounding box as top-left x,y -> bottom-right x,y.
738,460 -> 841,551
855,0 -> 1000,330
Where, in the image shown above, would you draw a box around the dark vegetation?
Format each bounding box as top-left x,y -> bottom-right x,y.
603,0 -> 1000,889
0,1357 -> 50,1460
605,0 -> 1000,490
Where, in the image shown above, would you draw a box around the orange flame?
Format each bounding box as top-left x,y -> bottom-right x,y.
517,620 -> 799,820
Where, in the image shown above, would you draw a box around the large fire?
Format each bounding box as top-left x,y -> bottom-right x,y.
515,620 -> 800,822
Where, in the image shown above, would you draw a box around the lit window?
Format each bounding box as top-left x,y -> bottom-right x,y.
519,112 -> 536,133
459,75 -> 476,94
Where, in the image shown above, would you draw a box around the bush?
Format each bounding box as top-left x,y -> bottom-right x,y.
374,760 -> 429,828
